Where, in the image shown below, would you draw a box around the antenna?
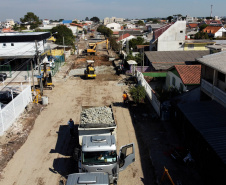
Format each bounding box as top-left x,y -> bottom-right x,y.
211,5 -> 213,18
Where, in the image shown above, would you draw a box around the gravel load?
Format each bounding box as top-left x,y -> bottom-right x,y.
81,106 -> 115,125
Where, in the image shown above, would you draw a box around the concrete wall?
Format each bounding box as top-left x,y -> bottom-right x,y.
184,43 -> 209,51
158,21 -> 186,51
166,71 -> 186,91
215,27 -> 226,38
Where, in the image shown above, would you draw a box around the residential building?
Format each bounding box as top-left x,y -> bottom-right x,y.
117,33 -> 136,46
0,32 -> 51,59
106,23 -> 121,31
166,65 -> 201,92
150,20 -> 186,51
42,19 -> 50,25
184,40 -> 215,51
5,19 -> 15,28
197,51 -> 226,107
202,26 -> 226,38
200,19 -> 223,26
104,17 -> 124,25
185,15 -> 194,23
145,50 -> 209,72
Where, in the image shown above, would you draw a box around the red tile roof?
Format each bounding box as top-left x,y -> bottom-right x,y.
113,31 -> 119,35
175,65 -> 201,85
188,23 -> 198,28
204,20 -> 222,25
153,23 -> 173,42
117,33 -> 130,41
203,26 -> 222,34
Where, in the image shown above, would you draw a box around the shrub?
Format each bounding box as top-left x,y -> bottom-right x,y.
129,85 -> 146,103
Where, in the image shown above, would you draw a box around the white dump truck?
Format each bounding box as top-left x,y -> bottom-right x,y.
74,105 -> 135,184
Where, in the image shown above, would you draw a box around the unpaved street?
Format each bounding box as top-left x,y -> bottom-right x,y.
0,59 -> 146,185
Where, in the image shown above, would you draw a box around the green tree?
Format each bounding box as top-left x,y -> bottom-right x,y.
129,37 -> 145,49
167,16 -> 173,23
194,32 -> 209,39
137,20 -> 145,26
85,17 -> 89,21
109,37 -> 121,52
51,25 -> 75,46
72,21 -> 78,24
90,16 -> 100,23
126,53 -> 142,65
20,12 -> 41,29
152,19 -> 160,23
199,24 -> 208,31
97,25 -> 113,38
129,85 -> 146,103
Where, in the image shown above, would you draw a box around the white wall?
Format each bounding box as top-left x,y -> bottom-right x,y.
215,27 -> 226,38
158,21 -> 186,51
0,41 -> 45,57
106,23 -> 121,31
166,71 -> 186,91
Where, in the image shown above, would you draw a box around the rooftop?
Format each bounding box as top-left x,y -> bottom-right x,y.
197,51 -> 226,74
175,65 -> 201,85
203,26 -> 223,34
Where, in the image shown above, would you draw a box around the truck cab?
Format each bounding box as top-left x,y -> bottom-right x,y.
77,135 -> 135,184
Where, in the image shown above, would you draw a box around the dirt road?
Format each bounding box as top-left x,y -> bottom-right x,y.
0,59 -> 146,184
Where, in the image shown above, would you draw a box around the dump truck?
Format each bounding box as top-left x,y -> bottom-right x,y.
74,105 -> 135,185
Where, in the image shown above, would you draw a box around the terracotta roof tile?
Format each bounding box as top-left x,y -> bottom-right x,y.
175,65 -> 201,85
117,33 -> 130,41
203,26 -> 222,34
188,23 -> 198,28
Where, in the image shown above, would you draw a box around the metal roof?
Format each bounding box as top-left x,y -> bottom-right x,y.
66,172 -> 109,185
145,51 -> 209,70
196,51 -> 226,74
178,100 -> 226,164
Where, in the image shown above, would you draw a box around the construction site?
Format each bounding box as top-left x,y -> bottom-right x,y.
0,36 -> 204,185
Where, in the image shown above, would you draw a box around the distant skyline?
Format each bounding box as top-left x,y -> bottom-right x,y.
1,0 -> 226,21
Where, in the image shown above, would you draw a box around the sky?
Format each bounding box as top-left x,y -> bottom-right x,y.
1,0 -> 226,21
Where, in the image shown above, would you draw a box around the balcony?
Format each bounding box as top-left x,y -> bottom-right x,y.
201,79 -> 226,106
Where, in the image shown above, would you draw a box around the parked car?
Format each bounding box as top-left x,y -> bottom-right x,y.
0,91 -> 19,104
0,73 -> 7,81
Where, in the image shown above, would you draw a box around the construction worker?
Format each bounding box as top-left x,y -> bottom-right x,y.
123,91 -> 128,104
67,118 -> 75,137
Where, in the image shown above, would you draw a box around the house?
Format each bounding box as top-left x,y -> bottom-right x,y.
0,32 -> 51,59
184,39 -> 215,51
187,23 -> 198,30
200,19 -> 223,26
197,51 -> 226,107
166,65 -> 201,92
106,23 -> 121,31
150,20 -> 186,51
104,17 -> 124,25
5,19 -> 15,28
202,26 -> 226,38
169,51 -> 226,184
117,33 -> 136,46
118,30 -> 142,37
145,50 -> 209,72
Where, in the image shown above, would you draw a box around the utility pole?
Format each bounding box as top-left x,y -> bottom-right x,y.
35,40 -> 43,95
211,5 -> 213,18
30,59 -> 35,91
142,47 -> 144,72
63,36 -> 65,61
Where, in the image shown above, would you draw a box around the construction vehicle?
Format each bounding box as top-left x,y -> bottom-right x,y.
86,39 -> 109,55
84,60 -> 96,79
74,105 -> 135,184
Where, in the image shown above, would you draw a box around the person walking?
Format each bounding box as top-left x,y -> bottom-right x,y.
67,118 -> 75,137
122,91 -> 128,104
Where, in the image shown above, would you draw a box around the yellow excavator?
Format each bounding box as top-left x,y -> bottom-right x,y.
84,60 -> 96,79
86,39 -> 109,55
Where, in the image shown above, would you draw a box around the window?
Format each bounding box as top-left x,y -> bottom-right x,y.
172,77 -> 175,86
180,30 -> 183,33
218,71 -> 225,82
11,43 -> 14,46
179,42 -> 182,45
188,44 -> 194,49
3,43 -> 6,47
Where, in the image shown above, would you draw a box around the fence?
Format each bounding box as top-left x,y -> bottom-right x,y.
0,85 -> 32,135
135,70 -> 161,116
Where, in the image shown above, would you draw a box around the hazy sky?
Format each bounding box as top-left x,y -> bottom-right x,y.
1,0 -> 225,21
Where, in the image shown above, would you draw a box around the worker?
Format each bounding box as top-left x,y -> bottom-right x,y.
123,91 -> 128,104
67,118 -> 75,137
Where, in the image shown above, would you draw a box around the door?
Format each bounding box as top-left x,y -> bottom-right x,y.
118,143 -> 135,172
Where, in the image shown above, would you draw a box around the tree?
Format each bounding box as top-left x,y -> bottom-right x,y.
97,25 -> 113,38
109,37 -> 121,52
51,25 -> 75,46
85,17 -> 89,21
199,24 -> 208,31
90,16 -> 100,23
20,12 -> 41,29
129,37 -> 145,49
152,19 -> 160,23
126,53 -> 142,65
72,21 -> 78,24
129,85 -> 146,103
167,16 -> 173,23
194,32 -> 209,39
137,20 -> 145,26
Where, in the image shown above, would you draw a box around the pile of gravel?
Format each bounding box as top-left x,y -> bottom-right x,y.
81,106 -> 115,125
